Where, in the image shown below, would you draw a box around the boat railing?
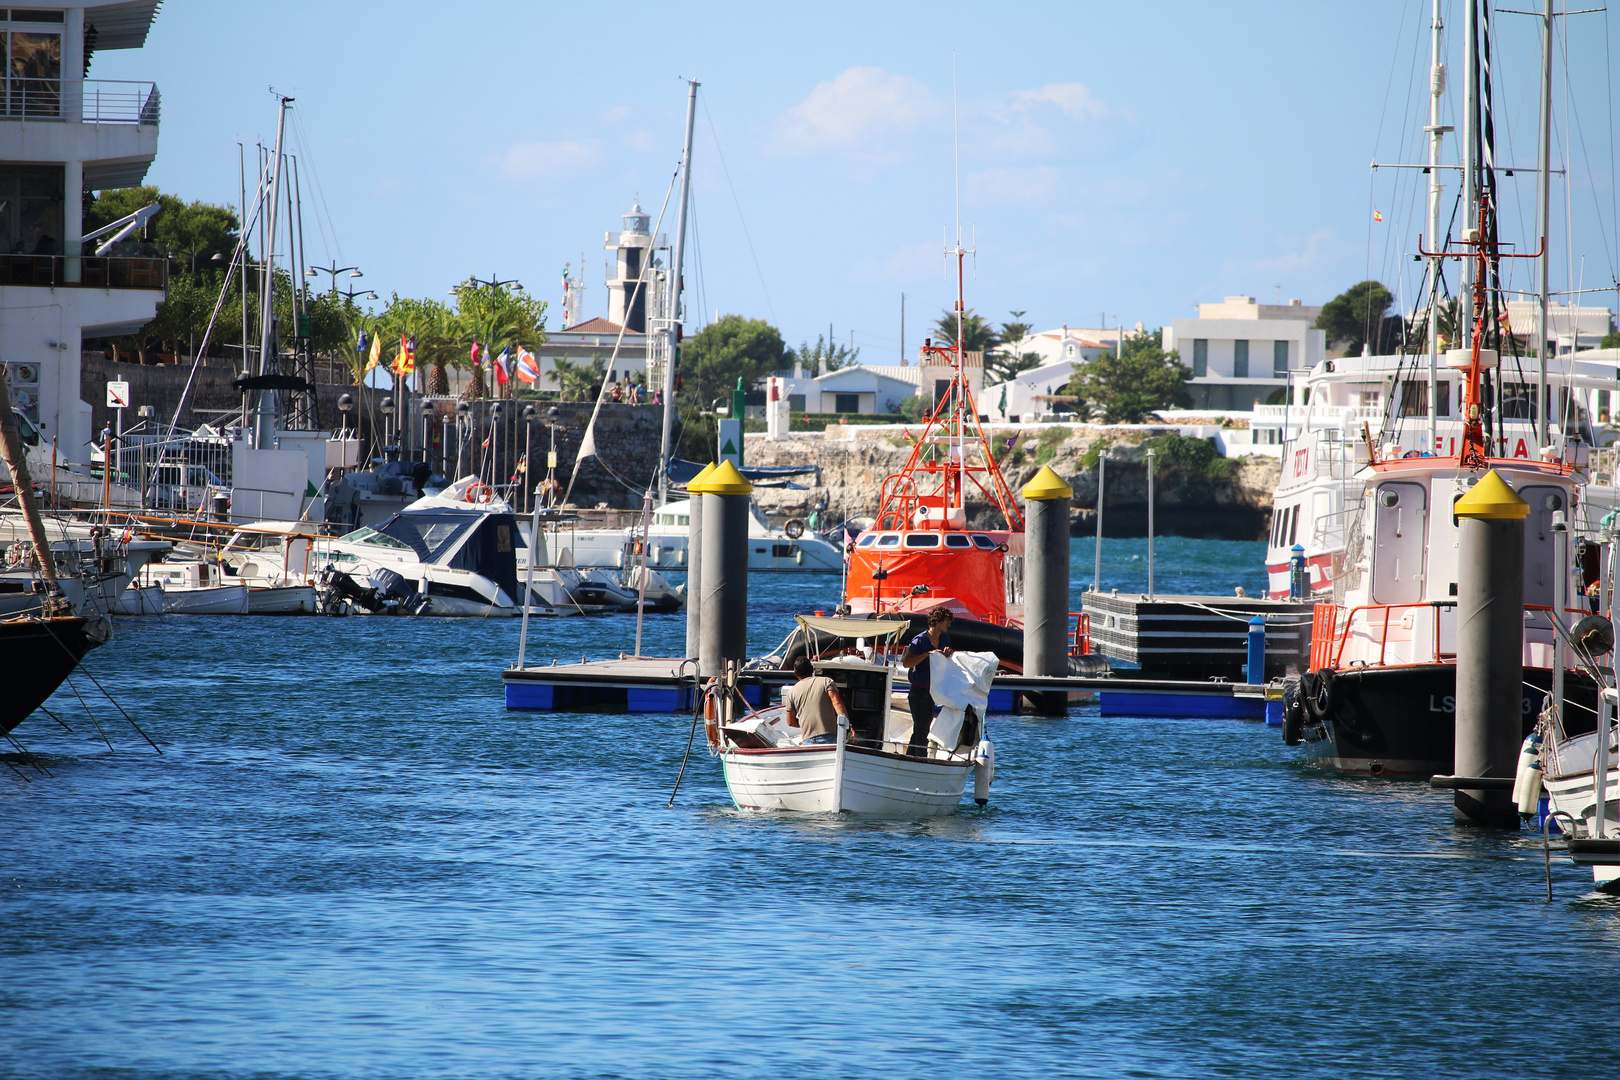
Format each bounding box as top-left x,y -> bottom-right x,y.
1068,611 -> 1092,656
1312,600 -> 1592,671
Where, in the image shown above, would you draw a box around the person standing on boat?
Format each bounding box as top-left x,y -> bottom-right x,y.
901,606 -> 954,756
784,657 -> 848,745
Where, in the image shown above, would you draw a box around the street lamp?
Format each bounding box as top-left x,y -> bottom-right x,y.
307,263 -> 363,292
452,274 -> 524,293
380,395 -> 395,455
338,392 -> 354,434
522,404 -> 537,512
455,400 -> 470,477
421,399 -> 435,468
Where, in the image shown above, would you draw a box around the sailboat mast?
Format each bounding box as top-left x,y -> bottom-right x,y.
1426,0 -> 1447,452
1536,0 -> 1554,445
1460,1 -> 1478,349
254,96 -> 292,449
657,79 -> 699,505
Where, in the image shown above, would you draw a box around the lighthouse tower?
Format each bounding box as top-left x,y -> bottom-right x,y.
604,202 -> 658,333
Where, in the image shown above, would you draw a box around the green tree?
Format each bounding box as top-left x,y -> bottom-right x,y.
450,279 -> 548,400
932,308 -> 1000,355
551,355 -> 605,401
682,314 -> 787,407
987,309 -> 1042,383
1066,328 -> 1191,422
85,186 -> 239,267
789,334 -> 858,373
1317,280 -> 1396,356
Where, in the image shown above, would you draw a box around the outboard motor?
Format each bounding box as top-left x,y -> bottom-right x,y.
370,567 -> 428,615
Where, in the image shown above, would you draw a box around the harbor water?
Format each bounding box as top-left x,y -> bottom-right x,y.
6,537 -> 1620,1078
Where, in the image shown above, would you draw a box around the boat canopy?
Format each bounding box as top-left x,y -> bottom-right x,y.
794,614 -> 911,641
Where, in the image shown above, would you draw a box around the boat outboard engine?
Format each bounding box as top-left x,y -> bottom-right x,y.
369,567 -> 429,615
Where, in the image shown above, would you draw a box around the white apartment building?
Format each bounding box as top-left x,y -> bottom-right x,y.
1162,296 -> 1327,411
1,1 -> 165,465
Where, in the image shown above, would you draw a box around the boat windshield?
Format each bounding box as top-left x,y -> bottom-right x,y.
376,513 -> 477,562
337,526 -> 410,550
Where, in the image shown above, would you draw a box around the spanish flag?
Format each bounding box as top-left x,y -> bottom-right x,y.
392,334 -> 416,376
365,333 -> 382,371
1372,209 -> 1384,222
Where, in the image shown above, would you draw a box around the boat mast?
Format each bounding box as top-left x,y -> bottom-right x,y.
1536,0 -> 1554,445
1460,1 -> 1477,351
254,96 -> 292,450
950,59 -> 966,521
657,79 -> 699,505
1426,0 -> 1448,453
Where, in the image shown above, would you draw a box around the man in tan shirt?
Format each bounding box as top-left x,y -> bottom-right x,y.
784,657 -> 848,744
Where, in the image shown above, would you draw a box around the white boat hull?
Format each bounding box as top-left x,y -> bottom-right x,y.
722,743 -> 971,816
111,583 -> 164,615
160,584 -> 250,615
247,584 -> 318,614
1543,730 -> 1620,891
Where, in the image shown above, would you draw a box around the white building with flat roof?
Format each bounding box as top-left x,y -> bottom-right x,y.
0,2 -> 166,466
1162,296 -> 1326,411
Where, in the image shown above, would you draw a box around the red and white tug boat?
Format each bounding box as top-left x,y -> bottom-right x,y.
1290,205 -> 1601,775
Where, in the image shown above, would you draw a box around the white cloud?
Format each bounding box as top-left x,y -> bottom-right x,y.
1009,82 -> 1107,121
773,67 -> 942,157
500,140 -> 598,181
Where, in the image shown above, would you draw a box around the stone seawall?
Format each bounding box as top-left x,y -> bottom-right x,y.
742,424 -> 1279,540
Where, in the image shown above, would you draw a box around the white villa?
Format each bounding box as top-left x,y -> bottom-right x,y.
1162,296 -> 1327,411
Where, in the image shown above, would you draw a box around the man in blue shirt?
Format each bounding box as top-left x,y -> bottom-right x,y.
900,606 -> 954,756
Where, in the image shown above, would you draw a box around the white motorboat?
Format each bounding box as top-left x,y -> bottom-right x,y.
710,645 -> 995,816
139,560 -> 250,615
1,515 -> 172,617
314,476 -> 524,617
553,497 -> 842,573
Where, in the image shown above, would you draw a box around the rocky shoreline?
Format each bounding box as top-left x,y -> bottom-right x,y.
743,424 -> 1279,541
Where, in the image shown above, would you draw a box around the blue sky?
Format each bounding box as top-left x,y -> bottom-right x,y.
92,0 -> 1620,351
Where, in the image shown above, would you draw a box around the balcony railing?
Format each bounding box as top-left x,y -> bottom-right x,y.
0,255 -> 167,290
2,78 -> 160,125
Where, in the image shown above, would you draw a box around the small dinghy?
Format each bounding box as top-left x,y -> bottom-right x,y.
708,645 -> 996,817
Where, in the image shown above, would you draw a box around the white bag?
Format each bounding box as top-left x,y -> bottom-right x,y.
928,650 -> 998,749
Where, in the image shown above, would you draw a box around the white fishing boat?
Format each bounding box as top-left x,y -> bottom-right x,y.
111,582 -> 163,615
247,583 -> 318,614
553,497 -> 842,573
709,636 -> 996,816
1,517 -> 173,617
139,560 -> 250,615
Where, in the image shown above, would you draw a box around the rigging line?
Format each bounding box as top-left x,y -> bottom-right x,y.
700,95 -> 775,322
1561,16 -> 1618,279
1373,0 -> 1422,162
288,110 -> 341,265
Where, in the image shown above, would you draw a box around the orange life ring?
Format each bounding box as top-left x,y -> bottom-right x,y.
783,518 -> 805,539
466,482 -> 494,504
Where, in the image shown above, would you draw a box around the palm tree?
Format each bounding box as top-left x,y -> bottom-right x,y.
932,309 -> 1000,355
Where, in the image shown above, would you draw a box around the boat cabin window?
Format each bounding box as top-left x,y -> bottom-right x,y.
856,534 -> 877,548
1371,481 -> 1427,604
945,534 -> 972,549
972,534 -> 997,550
339,526 -> 410,551
903,533 -> 942,549
874,533 -> 900,549
1398,380 -> 1451,418
376,513 -> 478,561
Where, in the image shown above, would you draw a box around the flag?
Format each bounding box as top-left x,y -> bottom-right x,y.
516,347 -> 540,384
494,346 -> 511,387
365,333 -> 382,371
1372,209 -> 1384,222
356,329 -> 368,355
392,334 -> 416,376
470,341 -> 483,367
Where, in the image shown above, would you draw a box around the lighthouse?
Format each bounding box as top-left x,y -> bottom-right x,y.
604,202 -> 659,333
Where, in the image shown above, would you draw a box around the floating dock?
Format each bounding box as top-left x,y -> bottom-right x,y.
1081,592 -> 1314,682
501,659 -> 1279,719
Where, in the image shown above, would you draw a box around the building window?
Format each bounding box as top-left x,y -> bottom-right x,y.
787,394 -> 805,413
2,28 -> 62,120
0,164 -> 63,255
1192,339 -> 1208,377
834,393 -> 859,414
1273,340 -> 1288,377
1233,340 -> 1249,379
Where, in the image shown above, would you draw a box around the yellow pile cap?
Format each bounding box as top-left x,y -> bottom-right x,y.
700,459 -> 753,495
1454,469 -> 1530,519
685,462 -> 718,494
1021,465 -> 1074,501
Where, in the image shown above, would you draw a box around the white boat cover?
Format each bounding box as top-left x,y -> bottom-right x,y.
795,614 -> 911,640
928,650 -> 999,749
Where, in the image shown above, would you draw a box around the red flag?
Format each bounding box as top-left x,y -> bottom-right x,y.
470,341 -> 483,367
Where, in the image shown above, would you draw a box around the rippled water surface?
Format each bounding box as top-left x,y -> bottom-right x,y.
6,538 -> 1620,1079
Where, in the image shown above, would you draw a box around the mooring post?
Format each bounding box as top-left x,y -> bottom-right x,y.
1022,465 -> 1074,715
1289,543 -> 1307,599
1145,447 -> 1156,599
699,460 -> 752,679
1453,469 -> 1528,828
1246,617 -> 1266,684
685,462 -> 715,660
